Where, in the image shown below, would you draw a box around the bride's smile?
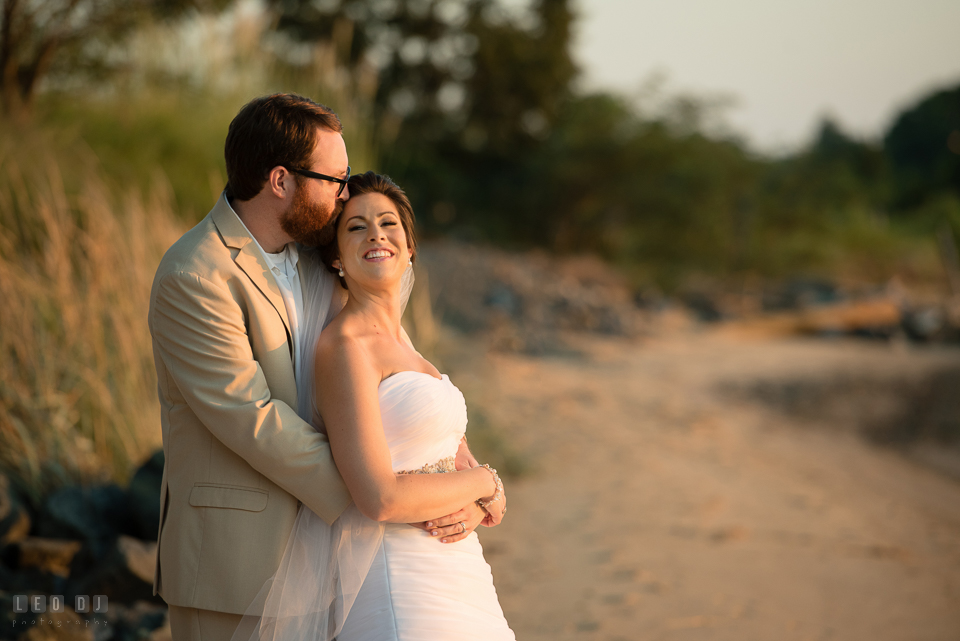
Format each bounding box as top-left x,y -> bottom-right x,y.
363,248 -> 394,261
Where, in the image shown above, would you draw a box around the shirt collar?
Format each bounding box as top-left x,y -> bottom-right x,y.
227,197 -> 300,271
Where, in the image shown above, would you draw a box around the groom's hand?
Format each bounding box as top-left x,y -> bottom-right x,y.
410,501 -> 487,543
453,436 -> 507,527
479,491 -> 506,527
455,436 -> 479,470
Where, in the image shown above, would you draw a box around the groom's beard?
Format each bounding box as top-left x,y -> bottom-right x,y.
280,185 -> 340,247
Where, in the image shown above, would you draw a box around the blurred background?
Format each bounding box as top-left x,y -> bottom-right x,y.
1,0 -> 959,639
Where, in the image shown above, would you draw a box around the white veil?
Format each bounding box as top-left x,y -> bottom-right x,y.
230,252 -> 416,641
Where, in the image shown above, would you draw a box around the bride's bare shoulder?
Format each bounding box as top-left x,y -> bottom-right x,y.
314,316 -> 376,375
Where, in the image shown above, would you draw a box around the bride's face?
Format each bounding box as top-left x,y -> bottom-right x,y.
336,192 -> 411,290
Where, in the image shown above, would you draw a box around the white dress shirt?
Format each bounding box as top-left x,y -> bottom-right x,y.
229,203 -> 304,381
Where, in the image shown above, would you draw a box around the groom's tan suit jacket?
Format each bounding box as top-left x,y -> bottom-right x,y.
148,195 -> 351,615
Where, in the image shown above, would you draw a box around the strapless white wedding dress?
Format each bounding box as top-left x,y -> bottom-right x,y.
337,371 -> 515,640
232,266 -> 513,641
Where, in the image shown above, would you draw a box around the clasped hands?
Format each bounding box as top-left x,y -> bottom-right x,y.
408,437 -> 507,543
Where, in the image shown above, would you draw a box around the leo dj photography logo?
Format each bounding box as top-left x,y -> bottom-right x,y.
11,594 -> 108,614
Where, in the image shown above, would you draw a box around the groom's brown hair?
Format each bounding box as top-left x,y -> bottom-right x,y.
224,93 -> 342,202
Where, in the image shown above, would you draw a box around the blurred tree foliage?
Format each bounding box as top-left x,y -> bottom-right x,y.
266,0 -> 581,242
0,0 -> 231,117
13,0 -> 958,288
884,86 -> 960,211
263,0 -> 956,287
268,0 -> 574,150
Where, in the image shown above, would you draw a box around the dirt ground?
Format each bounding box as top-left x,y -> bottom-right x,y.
441,330 -> 960,641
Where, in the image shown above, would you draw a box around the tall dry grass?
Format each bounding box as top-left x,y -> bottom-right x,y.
0,2 -> 385,500
0,137 -> 183,498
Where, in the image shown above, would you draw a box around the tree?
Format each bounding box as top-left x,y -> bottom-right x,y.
0,0 -> 231,118
798,117 -> 889,212
267,0 -> 577,245
267,0 -> 576,151
884,84 -> 960,210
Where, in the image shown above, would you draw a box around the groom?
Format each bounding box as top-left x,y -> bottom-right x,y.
148,94 -> 494,641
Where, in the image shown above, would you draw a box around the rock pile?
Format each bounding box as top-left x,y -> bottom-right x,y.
0,452 -> 167,641
415,242 -> 960,349
715,278 -> 960,342
416,241 -> 647,353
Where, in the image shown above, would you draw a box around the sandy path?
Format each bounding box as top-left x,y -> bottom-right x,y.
442,333 -> 960,640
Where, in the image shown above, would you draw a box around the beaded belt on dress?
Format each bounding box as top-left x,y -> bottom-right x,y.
399,455 -> 456,474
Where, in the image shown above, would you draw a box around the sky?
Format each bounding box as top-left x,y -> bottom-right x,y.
572,0 -> 960,154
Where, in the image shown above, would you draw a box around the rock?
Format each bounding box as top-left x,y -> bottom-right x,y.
68,535 -> 160,606
418,240 -> 644,348
38,485 -> 135,559
902,305 -> 947,341
0,591 -> 20,641
115,536 -> 157,586
0,561 -> 18,592
719,297 -> 903,339
14,537 -> 82,578
0,473 -> 31,545
484,283 -> 522,317
797,298 -> 901,336
126,451 -> 164,541
681,292 -> 724,323
762,277 -> 842,311
0,541 -> 67,595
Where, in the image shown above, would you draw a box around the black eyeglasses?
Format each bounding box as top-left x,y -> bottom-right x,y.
288,166 -> 351,197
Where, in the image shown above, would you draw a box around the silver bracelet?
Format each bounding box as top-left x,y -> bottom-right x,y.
475,463 -> 503,512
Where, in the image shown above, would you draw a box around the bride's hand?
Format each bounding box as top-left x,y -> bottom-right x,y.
409,502 -> 486,543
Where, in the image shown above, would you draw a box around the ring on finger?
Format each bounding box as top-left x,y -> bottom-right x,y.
460,521 -> 466,534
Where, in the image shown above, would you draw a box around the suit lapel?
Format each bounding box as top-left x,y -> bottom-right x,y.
211,195 -> 293,340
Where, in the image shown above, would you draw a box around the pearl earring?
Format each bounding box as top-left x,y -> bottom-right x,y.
338,266 -> 344,277
408,259 -> 412,266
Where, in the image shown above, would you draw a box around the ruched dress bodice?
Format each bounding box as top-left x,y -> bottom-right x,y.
379,372 -> 466,472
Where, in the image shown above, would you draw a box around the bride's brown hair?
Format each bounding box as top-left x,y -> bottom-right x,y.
318,171 -> 418,288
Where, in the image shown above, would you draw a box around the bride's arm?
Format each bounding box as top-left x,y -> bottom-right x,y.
315,335 -> 497,524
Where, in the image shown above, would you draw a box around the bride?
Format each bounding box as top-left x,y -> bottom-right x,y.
232,171 -> 515,641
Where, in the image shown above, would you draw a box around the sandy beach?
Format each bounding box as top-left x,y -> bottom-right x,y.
444,331 -> 960,640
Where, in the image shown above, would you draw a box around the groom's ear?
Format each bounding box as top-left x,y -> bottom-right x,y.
267,166 -> 292,199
